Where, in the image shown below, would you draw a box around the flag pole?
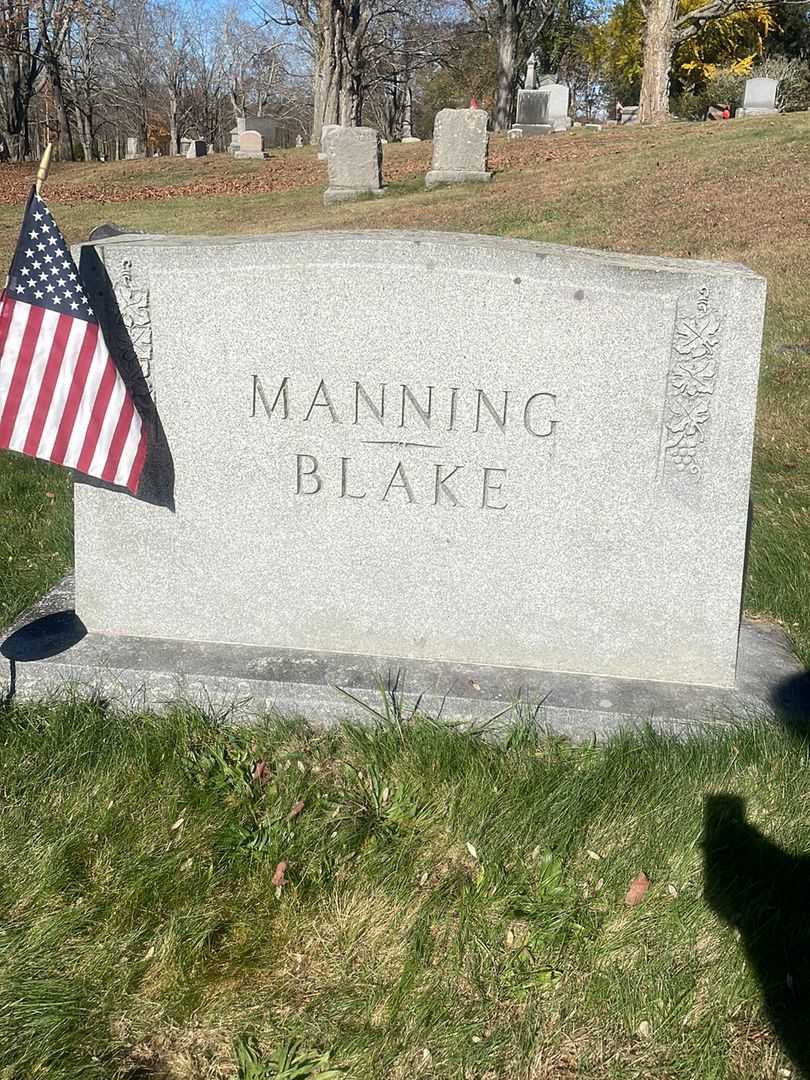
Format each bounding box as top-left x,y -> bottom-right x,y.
35,142 -> 53,196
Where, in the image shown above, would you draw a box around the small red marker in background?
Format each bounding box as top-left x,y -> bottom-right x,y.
470,96 -> 479,109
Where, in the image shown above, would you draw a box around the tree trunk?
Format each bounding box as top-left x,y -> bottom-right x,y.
48,58 -> 75,160
494,12 -> 518,131
311,0 -> 344,143
639,0 -> 677,124
310,0 -> 366,143
75,105 -> 92,161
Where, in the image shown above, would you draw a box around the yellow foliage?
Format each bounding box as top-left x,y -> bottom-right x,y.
599,0 -> 774,94
676,3 -> 776,86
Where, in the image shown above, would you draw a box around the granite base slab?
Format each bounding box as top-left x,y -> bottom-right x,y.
323,187 -> 386,206
510,124 -> 553,137
425,170 -> 493,188
735,108 -> 779,119
2,578 -> 807,738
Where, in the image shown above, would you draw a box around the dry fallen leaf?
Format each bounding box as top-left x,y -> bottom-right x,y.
271,861 -> 287,888
586,849 -> 602,861
637,1020 -> 651,1039
288,800 -> 305,819
251,760 -> 270,784
170,815 -> 185,831
624,871 -> 651,906
465,842 -> 479,860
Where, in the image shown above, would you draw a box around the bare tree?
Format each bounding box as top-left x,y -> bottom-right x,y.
65,1 -> 113,159
31,0 -> 94,158
221,6 -> 284,118
0,0 -> 45,160
150,0 -> 191,153
260,0 -> 411,143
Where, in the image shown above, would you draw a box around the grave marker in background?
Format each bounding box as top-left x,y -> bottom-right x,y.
736,78 -> 779,118
235,130 -> 263,159
323,127 -> 384,205
425,109 -> 491,187
125,136 -> 145,159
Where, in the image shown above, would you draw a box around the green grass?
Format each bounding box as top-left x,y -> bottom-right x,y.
0,453 -> 72,627
0,699 -> 808,1079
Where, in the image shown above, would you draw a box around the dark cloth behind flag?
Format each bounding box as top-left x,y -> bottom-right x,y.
0,188 -> 146,494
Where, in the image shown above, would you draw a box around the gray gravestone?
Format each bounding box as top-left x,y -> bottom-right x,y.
6,230 -> 794,730
61,230 -> 769,699
736,78 -> 779,118
323,126 -> 384,205
425,109 -> 491,188
515,89 -> 551,128
511,82 -> 570,136
235,129 -> 263,159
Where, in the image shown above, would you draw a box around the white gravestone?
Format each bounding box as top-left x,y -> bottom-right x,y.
736,78 -> 779,118
323,126 -> 384,205
72,231 -> 766,693
511,84 -> 570,137
425,109 -> 491,188
235,130 -> 263,159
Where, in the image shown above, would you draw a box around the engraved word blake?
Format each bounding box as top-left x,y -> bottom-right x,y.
251,376 -> 558,438
296,455 -> 508,510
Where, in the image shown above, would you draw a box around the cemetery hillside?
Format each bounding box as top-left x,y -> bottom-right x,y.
0,112 -> 809,1080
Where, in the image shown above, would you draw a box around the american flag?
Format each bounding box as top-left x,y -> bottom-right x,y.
0,188 -> 146,494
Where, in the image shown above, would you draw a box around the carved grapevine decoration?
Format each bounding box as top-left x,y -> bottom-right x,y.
661,287 -> 720,482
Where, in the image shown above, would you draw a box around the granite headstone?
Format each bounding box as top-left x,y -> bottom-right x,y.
511,83 -> 570,136
323,126 -> 384,205
425,109 -> 491,187
235,129 -> 263,159
66,230 -> 767,696
736,78 -> 779,118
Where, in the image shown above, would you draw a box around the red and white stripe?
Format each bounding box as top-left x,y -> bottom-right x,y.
0,296 -> 146,493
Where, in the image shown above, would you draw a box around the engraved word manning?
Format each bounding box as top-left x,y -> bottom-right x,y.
251,376 -> 560,512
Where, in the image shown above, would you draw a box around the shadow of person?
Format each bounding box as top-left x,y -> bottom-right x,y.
78,242 -> 175,511
703,794 -> 810,1078
772,670 -> 810,741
